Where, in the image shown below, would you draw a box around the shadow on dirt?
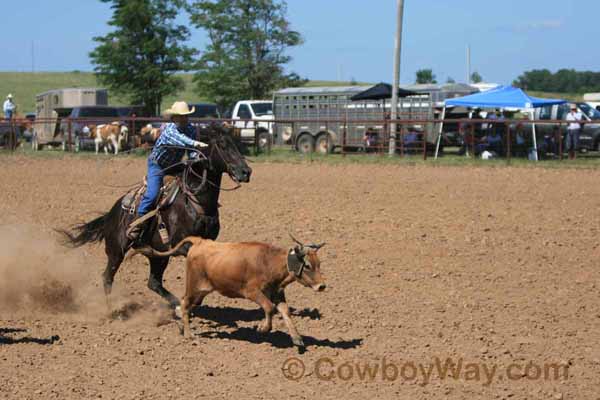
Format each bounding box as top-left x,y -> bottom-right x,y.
198,327 -> 362,350
190,305 -> 323,329
0,327 -> 59,345
189,305 -> 361,350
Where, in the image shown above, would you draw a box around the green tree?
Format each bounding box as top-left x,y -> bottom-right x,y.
513,68 -> 600,93
470,71 -> 483,84
188,0 -> 305,111
416,69 -> 437,84
446,76 -> 456,84
90,0 -> 195,115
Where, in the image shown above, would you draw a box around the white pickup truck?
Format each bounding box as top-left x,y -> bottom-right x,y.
230,100 -> 273,150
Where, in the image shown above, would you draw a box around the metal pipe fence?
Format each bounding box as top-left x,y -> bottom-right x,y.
1,115 -> 595,162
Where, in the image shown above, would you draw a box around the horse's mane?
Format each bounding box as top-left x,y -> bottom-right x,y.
196,123 -> 243,147
197,123 -> 233,138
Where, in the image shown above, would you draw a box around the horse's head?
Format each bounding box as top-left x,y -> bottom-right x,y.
198,125 -> 252,183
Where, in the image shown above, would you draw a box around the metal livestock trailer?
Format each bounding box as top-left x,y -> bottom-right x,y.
272,86 -> 434,153
34,88 -> 108,150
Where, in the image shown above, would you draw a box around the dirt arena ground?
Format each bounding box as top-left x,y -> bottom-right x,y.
1,155 -> 599,399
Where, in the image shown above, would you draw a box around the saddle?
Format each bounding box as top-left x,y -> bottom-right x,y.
121,176 -> 180,215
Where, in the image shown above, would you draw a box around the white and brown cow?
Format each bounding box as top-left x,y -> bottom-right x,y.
139,123 -> 161,148
90,122 -> 129,154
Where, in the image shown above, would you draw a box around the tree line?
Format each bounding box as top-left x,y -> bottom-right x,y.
90,0 -> 303,115
513,69 -> 600,94
416,66 -> 600,95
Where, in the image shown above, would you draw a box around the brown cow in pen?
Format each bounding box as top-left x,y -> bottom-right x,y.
139,123 -> 162,148
90,122 -> 129,154
131,235 -> 326,348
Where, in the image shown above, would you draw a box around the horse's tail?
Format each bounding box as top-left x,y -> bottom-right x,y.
57,213 -> 107,248
125,236 -> 203,261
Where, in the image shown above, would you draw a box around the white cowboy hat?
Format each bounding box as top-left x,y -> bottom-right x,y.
6,94 -> 13,99
163,101 -> 195,116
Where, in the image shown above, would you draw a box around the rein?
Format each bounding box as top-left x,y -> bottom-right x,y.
160,139 -> 243,199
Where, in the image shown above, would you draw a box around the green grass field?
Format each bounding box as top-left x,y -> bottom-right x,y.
0,72 -> 208,114
0,72 -> 371,115
0,70 -> 583,115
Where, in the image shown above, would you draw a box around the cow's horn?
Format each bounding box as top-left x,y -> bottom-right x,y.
289,233 -> 304,247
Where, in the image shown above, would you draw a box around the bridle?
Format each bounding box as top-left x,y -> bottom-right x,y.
202,135 -> 244,192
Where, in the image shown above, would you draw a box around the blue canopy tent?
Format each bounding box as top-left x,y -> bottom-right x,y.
434,86 -> 566,160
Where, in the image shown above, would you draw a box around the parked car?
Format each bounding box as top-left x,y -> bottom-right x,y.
188,103 -> 220,119
188,103 -> 221,130
521,102 -> 600,152
230,100 -> 273,151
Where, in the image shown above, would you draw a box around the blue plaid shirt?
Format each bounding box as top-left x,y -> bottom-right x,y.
150,123 -> 198,168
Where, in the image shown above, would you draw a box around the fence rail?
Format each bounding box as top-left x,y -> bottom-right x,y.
1,115 -> 595,162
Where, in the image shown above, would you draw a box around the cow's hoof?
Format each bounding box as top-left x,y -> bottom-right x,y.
174,306 -> 183,319
292,337 -> 305,348
256,322 -> 271,334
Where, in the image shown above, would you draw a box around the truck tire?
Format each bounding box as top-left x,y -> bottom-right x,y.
296,134 -> 315,154
315,133 -> 333,154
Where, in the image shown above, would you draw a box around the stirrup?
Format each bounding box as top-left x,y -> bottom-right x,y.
126,223 -> 144,241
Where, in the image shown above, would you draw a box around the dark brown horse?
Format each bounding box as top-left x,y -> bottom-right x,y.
60,125 -> 252,310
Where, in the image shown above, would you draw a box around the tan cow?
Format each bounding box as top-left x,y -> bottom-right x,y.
139,123 -> 161,147
90,122 -> 129,154
132,235 -> 326,348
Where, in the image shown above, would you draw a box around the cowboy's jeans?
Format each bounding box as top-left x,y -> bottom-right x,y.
138,158 -> 164,216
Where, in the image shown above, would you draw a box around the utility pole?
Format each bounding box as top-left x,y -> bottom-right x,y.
466,44 -> 471,84
389,0 -> 404,156
31,41 -> 35,73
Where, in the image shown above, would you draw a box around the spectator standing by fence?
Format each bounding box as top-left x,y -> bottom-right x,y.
3,94 -> 15,120
565,104 -> 582,160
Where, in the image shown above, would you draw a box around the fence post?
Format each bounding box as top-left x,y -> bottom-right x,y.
291,121 -> 295,153
68,118 -> 72,152
342,119 -> 347,158
399,123 -> 404,157
505,122 -> 511,164
325,120 -> 329,157
268,121 -> 272,155
8,118 -> 14,151
422,122 -> 427,160
130,115 -> 136,150
558,123 -> 563,161
470,122 -> 475,158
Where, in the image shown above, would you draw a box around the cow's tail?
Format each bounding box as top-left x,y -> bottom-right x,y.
57,213 -> 107,248
125,236 -> 203,261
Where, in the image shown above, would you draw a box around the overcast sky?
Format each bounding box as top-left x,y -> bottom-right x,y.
1,0 -> 598,85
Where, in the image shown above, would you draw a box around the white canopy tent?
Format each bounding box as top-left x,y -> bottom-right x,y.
434,86 -> 566,161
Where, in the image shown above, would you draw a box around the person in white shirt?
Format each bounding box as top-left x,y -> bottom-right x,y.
3,94 -> 16,120
565,104 -> 582,159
